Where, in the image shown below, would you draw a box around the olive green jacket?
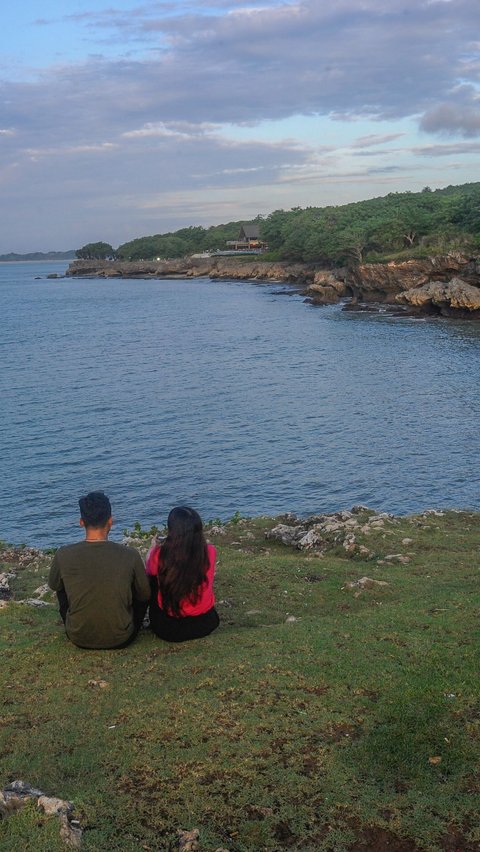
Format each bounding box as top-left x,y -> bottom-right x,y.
49,540 -> 150,649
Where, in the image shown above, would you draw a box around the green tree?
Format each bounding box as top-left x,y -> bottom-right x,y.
76,242 -> 114,260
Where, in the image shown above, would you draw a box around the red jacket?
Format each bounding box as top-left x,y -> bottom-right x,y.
146,542 -> 216,617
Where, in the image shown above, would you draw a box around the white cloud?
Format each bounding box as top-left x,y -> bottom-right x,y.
351,133 -> 406,148
24,143 -> 117,157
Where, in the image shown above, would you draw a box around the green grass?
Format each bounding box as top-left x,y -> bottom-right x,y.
0,511 -> 479,850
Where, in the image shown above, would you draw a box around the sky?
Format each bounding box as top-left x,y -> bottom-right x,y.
1,0 -> 479,252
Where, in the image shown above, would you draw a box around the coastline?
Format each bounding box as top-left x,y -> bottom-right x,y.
65,253 -> 480,318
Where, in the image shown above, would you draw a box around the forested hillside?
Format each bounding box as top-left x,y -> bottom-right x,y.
261,183 -> 480,266
77,183 -> 480,265
115,221 -> 247,261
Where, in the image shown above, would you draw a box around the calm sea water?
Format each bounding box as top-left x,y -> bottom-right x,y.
1,260 -> 479,547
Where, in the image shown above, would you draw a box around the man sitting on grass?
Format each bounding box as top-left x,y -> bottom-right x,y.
48,491 -> 151,649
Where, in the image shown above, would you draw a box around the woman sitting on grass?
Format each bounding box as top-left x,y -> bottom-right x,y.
146,506 -> 220,642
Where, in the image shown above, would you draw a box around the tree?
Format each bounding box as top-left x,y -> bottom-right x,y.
76,242 -> 114,260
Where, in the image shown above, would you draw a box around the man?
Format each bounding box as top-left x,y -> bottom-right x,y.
49,491 -> 151,649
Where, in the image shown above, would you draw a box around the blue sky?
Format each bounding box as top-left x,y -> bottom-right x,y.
1,0 -> 479,252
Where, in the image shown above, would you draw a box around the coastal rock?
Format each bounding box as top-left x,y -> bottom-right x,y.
343,533 -> 357,552
206,524 -> 227,536
66,257 -> 315,288
349,253 -> 479,304
396,277 -> 480,316
304,271 -> 347,304
66,253 -> 480,316
265,507 -> 387,553
0,572 -> 15,600
0,546 -> 42,566
265,524 -> 305,547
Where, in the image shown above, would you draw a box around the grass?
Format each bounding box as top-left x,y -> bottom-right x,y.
0,510 -> 479,851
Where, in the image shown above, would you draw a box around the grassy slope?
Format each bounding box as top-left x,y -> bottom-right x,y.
0,511 -> 479,851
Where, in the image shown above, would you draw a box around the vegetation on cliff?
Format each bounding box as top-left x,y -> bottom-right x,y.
76,182 -> 480,266
1,510 -> 479,850
261,183 -> 480,266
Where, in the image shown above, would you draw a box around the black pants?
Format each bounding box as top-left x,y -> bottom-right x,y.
56,589 -> 148,650
149,593 -> 220,643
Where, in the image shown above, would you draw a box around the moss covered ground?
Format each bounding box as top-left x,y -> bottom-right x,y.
0,510 -> 479,851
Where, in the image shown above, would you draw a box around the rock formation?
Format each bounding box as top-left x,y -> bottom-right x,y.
304,270 -> 348,304
347,253 -> 480,316
395,277 -> 480,317
66,257 -> 316,287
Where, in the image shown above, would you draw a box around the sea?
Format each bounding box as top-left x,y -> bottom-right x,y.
1,260 -> 479,548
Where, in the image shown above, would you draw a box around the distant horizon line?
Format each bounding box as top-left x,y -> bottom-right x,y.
0,250 -> 77,261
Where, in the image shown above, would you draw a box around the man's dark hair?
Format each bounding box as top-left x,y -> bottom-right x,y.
79,491 -> 112,528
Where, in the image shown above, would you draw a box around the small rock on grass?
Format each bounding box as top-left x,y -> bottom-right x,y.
33,583 -> 50,598
3,780 -> 44,798
38,795 -> 72,816
343,577 -> 389,590
384,554 -> 411,564
177,828 -> 200,850
59,813 -> 83,848
0,792 -> 24,817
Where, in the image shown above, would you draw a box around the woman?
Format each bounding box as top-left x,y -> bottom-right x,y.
146,506 -> 220,642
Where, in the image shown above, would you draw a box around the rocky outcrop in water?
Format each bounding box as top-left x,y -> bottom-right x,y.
395,276 -> 480,317
347,253 -> 480,317
304,270 -> 348,303
66,253 -> 480,317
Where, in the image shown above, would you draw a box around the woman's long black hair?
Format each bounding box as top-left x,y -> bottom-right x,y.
157,506 -> 209,616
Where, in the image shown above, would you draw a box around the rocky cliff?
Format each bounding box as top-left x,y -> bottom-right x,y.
66,253 -> 480,317
305,253 -> 480,317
